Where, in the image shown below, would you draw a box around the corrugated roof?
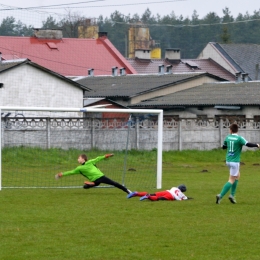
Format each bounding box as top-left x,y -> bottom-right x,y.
0,36 -> 137,77
129,81 -> 260,107
127,58 -> 235,81
78,72 -> 223,98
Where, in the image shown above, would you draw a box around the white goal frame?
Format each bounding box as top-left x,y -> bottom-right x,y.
0,106 -> 163,190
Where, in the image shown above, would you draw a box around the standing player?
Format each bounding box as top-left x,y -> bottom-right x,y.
127,184 -> 193,201
216,123 -> 259,204
55,153 -> 132,195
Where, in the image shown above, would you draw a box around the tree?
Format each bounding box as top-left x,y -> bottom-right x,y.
220,26 -> 231,43
59,10 -> 86,38
0,16 -> 33,36
0,16 -> 16,36
42,16 -> 60,29
14,20 -> 33,36
222,7 -> 234,23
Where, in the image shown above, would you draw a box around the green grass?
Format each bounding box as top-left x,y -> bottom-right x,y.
1,148 -> 260,260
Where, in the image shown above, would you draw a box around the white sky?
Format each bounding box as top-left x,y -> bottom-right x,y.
1,0 -> 260,27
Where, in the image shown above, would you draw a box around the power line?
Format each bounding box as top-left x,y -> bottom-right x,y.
115,18 -> 260,27
0,0 -> 186,11
0,1 -> 103,10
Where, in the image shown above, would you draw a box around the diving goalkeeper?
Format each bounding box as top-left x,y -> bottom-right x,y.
55,154 -> 132,194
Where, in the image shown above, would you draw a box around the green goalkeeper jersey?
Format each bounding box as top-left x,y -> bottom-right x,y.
223,134 -> 247,162
62,155 -> 105,181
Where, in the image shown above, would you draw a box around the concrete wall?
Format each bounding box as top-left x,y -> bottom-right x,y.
1,117 -> 260,151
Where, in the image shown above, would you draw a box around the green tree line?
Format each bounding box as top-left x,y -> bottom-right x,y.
1,8 -> 260,58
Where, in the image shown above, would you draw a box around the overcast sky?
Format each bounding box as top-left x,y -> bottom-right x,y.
1,0 -> 260,27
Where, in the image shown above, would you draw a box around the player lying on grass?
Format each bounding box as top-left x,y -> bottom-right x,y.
55,153 -> 132,194
127,184 -> 193,201
216,123 -> 260,204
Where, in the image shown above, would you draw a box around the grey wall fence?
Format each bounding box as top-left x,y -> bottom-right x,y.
1,117 -> 260,151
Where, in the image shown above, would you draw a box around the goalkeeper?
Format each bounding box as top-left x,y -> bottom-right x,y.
55,154 -> 132,194
127,184 -> 193,201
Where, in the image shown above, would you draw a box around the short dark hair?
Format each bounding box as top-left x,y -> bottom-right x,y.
229,123 -> 238,133
79,154 -> 87,161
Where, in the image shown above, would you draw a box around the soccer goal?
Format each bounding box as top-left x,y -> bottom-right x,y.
0,106 -> 163,190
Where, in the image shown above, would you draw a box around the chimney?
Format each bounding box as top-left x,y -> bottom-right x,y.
98,32 -> 108,38
120,67 -> 126,76
158,65 -> 164,74
112,67 -> 118,76
165,48 -> 181,60
166,65 -> 173,74
33,28 -> 63,39
242,73 -> 249,82
235,72 -> 242,82
88,68 -> 94,77
135,49 -> 151,60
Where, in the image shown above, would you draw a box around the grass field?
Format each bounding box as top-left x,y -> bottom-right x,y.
1,148 -> 260,260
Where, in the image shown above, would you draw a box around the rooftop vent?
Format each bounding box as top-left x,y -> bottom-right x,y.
242,73 -> 249,82
236,72 -> 249,82
88,68 -> 94,77
112,67 -> 118,76
166,65 -> 173,74
158,64 -> 164,74
120,67 -> 126,76
46,42 -> 58,49
185,60 -> 199,68
235,72 -> 242,82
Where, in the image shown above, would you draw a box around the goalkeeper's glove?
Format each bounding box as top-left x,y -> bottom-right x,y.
105,154 -> 114,158
55,172 -> 63,179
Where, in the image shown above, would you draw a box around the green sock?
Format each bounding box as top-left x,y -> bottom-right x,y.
231,180 -> 238,197
220,182 -> 232,198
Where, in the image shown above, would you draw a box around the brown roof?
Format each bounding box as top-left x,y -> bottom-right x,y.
127,58 -> 235,81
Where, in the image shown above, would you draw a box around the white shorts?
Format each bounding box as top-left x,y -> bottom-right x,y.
226,162 -> 240,176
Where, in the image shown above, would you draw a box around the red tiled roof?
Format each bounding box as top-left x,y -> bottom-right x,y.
0,36 -> 137,76
127,58 -> 235,81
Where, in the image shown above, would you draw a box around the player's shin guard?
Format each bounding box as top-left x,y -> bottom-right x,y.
231,180 -> 238,197
220,182 -> 232,198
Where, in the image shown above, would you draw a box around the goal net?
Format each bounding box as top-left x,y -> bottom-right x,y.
0,106 -> 163,191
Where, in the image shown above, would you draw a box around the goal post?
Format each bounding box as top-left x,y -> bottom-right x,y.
0,106 -> 163,190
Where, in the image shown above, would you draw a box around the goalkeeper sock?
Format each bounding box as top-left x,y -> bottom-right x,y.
137,192 -> 148,197
220,182 -> 232,198
231,180 -> 238,197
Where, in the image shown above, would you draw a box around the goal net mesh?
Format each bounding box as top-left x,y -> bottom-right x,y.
1,110 -> 161,190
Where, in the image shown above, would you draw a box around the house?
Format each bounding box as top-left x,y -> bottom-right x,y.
83,98 -> 130,120
77,72 -> 228,107
0,59 -> 91,117
128,80 -> 260,121
0,29 -> 137,77
197,42 -> 260,81
127,48 -> 235,81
